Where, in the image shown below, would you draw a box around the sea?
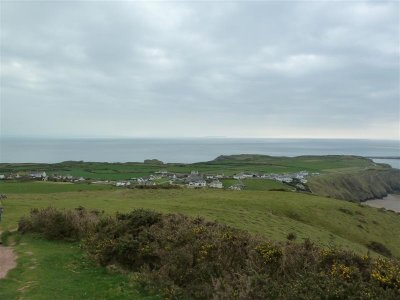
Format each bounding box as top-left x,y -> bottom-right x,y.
0,138 -> 399,167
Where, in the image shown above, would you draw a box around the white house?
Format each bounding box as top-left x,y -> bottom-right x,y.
233,173 -> 254,180
30,171 -> 47,179
188,180 -> 207,188
277,176 -> 293,183
208,180 -> 223,189
229,183 -> 244,191
115,181 -> 131,187
156,170 -> 168,175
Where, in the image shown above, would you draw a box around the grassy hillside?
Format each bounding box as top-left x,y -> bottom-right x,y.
309,168 -> 400,201
1,187 -> 399,258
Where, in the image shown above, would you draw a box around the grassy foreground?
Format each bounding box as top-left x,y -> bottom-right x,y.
15,208 -> 400,299
1,187 -> 399,257
0,233 -> 158,299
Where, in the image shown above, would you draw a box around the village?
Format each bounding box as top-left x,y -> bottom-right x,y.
0,169 -> 317,192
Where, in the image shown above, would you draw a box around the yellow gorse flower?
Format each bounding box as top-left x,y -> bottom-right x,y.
330,263 -> 354,281
371,258 -> 400,289
255,243 -> 282,264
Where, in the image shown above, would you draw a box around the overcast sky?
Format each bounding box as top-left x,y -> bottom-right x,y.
1,1 -> 399,139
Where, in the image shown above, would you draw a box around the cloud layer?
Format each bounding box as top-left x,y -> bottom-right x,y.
1,1 -> 399,139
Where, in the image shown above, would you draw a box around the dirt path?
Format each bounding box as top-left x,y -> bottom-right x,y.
0,245 -> 17,279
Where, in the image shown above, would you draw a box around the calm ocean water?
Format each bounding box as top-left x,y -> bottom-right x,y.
0,138 -> 399,166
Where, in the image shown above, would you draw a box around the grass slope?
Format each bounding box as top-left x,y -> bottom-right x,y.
0,234 -> 158,300
1,188 -> 399,258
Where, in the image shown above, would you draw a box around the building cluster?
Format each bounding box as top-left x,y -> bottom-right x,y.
261,171 -> 311,184
0,171 -> 86,183
112,170 -> 224,189
0,168 -> 316,192
184,171 -> 223,189
0,172 -> 50,181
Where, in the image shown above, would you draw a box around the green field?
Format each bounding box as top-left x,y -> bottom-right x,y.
243,178 -> 291,191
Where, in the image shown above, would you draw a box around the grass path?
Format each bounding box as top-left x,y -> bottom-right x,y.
0,245 -> 16,279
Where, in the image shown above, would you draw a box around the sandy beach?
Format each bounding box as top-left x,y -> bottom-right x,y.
364,194 -> 400,212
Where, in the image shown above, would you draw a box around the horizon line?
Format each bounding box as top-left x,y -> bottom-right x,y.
1,135 -> 399,141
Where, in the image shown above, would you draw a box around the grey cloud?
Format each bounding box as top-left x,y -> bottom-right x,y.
1,1 -> 399,139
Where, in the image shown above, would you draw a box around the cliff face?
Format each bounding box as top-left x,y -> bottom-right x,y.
308,168 -> 400,202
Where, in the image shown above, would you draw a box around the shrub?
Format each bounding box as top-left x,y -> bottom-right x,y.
338,207 -> 354,215
286,232 -> 297,241
83,211 -> 400,299
18,207 -> 101,241
83,209 -> 162,268
371,258 -> 400,290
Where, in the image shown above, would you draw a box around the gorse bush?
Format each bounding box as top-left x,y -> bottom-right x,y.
83,209 -> 162,268
18,206 -> 101,241
19,207 -> 400,299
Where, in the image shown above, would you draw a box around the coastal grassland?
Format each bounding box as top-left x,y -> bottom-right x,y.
0,233 -> 158,300
0,155 -> 380,180
0,181 -> 115,194
1,189 -> 399,258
